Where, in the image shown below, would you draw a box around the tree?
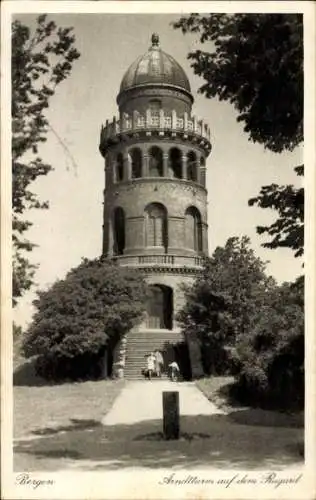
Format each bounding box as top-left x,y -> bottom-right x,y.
173,14 -> 302,152
235,275 -> 304,409
12,15 -> 80,305
248,165 -> 304,257
22,258 -> 147,380
177,236 -> 275,374
173,14 -> 304,257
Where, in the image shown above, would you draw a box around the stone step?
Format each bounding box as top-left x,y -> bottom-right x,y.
126,345 -> 176,350
126,343 -> 181,349
128,330 -> 184,337
126,340 -> 180,343
124,328 -> 185,380
126,336 -> 184,342
128,333 -> 183,337
126,340 -> 179,344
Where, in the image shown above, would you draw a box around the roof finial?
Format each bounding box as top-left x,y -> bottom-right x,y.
151,33 -> 160,48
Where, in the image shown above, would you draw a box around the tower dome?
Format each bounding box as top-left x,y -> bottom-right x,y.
119,33 -> 191,95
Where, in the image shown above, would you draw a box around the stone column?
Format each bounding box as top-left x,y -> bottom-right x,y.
107,215 -> 114,257
193,116 -> 198,133
196,159 -> 201,184
125,153 -> 131,180
143,153 -> 149,177
172,109 -> 177,129
146,109 -> 151,128
202,222 -> 208,254
181,151 -> 188,180
163,153 -> 169,178
132,110 -> 138,130
159,109 -> 165,129
200,166 -> 206,187
184,112 -> 188,131
112,157 -> 117,184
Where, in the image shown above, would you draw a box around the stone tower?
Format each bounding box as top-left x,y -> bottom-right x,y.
99,34 -> 212,379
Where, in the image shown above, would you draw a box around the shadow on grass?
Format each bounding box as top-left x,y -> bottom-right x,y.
14,413 -> 304,471
218,382 -> 304,413
31,419 -> 101,436
216,381 -> 244,408
227,409 -> 304,428
29,449 -> 83,460
13,360 -> 107,388
133,431 -> 211,442
14,360 -> 55,387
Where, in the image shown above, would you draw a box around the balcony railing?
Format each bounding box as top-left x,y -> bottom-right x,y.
112,254 -> 205,268
100,108 -> 211,145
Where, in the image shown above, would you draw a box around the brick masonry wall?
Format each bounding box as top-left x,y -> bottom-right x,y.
103,178 -> 208,256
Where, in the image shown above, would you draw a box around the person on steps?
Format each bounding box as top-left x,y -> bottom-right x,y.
147,352 -> 155,380
168,360 -> 180,382
154,350 -> 164,377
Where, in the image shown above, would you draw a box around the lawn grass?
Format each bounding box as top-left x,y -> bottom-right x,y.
14,378 -> 304,471
196,376 -> 304,429
14,379 -> 125,439
195,375 -> 236,412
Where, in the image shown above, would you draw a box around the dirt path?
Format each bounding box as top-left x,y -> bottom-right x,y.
102,380 -> 225,425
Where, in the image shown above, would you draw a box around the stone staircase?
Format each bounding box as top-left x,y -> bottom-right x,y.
124,328 -> 185,379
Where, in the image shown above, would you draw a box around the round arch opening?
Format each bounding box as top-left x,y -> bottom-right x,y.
146,284 -> 173,330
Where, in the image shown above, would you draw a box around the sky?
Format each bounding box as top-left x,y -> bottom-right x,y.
13,13 -> 303,328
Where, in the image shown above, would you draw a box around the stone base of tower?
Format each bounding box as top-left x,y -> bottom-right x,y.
123,327 -> 184,379
110,266 -> 204,380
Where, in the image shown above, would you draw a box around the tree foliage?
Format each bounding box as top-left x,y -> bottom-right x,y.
248,165 -> 304,257
22,258 -> 147,380
12,15 -> 80,305
177,236 -> 304,408
173,14 -> 304,259
177,236 -> 275,374
235,275 -> 304,408
173,13 -> 303,153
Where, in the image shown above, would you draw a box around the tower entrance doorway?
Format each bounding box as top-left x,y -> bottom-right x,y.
146,285 -> 173,330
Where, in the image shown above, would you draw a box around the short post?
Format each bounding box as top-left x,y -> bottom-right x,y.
162,391 -> 180,440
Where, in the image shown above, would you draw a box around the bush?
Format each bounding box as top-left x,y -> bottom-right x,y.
22,258 -> 147,381
177,237 -> 275,376
234,276 -> 304,410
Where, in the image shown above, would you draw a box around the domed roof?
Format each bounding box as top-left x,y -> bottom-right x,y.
119,33 -> 191,94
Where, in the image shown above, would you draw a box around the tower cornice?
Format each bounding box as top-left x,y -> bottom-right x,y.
105,176 -> 208,196
99,108 -> 211,158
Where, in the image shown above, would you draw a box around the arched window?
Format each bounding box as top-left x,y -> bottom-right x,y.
145,203 -> 168,249
185,206 -> 202,252
148,146 -> 163,177
116,153 -> 124,182
187,151 -> 198,182
113,207 -> 125,255
146,284 -> 173,330
168,147 -> 182,179
130,148 -> 142,179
